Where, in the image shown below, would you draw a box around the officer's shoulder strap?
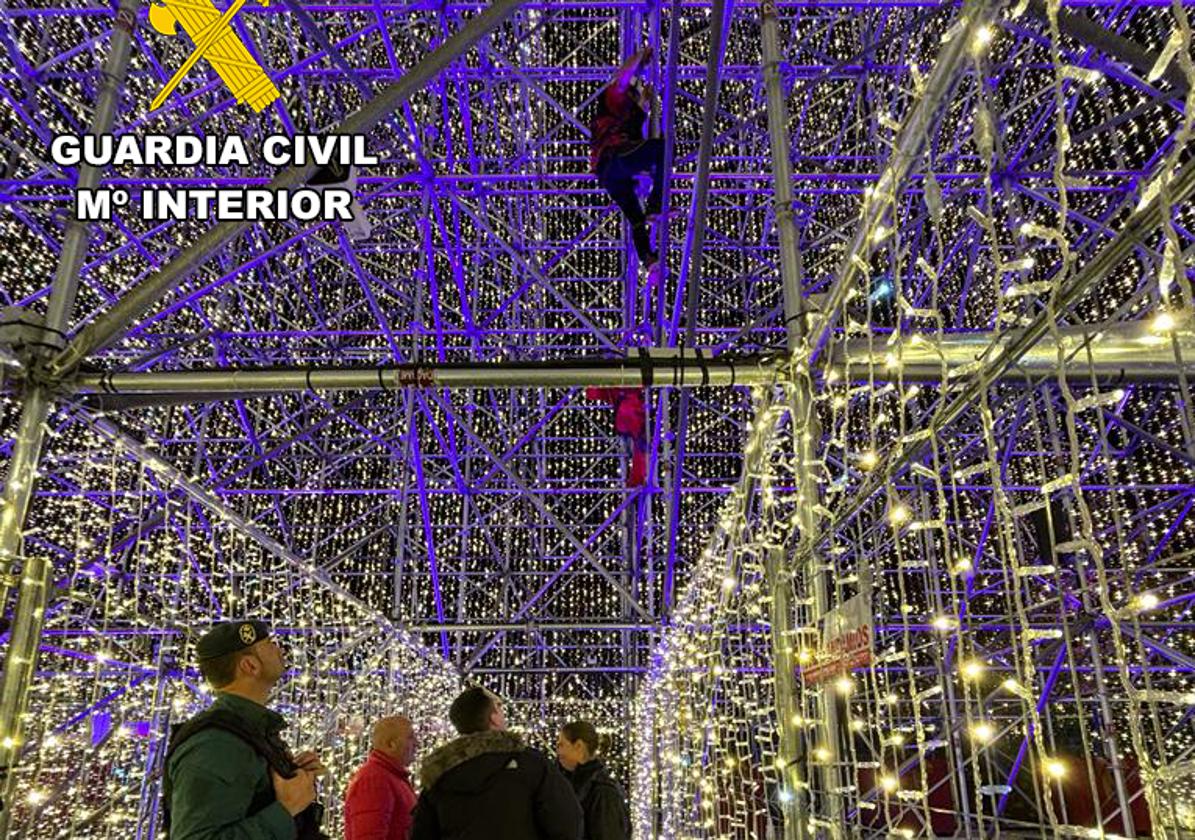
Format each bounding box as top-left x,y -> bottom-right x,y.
160,708 -> 292,832
167,708 -> 289,771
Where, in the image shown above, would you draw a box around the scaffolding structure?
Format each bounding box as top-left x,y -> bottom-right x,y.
0,0 -> 1193,838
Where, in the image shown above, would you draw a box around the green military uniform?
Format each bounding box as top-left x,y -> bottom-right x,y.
166,620 -> 301,840
166,692 -> 297,840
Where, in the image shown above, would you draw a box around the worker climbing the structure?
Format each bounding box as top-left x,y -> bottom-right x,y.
585,387 -> 649,489
590,45 -> 667,280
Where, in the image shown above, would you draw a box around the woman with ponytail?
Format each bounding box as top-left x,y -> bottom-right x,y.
556,721 -> 630,840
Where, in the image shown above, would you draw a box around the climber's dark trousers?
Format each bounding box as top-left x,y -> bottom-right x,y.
597,138 -> 665,264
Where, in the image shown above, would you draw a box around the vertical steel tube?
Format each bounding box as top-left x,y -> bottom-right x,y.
0,3 -> 140,828
662,0 -> 731,612
0,386 -> 53,607
0,0 -> 140,603
670,0 -> 730,345
760,1 -> 838,836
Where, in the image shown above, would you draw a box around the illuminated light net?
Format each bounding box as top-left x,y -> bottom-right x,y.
0,0 -> 1193,837
0,413 -> 460,837
634,0 -> 1195,837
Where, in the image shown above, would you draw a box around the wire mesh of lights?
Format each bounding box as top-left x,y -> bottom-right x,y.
1,412 -> 461,839
633,0 -> 1195,837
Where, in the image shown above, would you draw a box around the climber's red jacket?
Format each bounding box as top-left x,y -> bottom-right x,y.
585,387 -> 646,442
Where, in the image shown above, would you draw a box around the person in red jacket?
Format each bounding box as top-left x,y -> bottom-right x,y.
585,387 -> 649,488
344,715 -> 419,840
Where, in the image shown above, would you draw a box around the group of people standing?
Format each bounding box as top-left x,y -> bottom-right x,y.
163,621 -> 631,840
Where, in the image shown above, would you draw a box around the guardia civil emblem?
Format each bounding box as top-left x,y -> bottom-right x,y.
148,0 -> 280,113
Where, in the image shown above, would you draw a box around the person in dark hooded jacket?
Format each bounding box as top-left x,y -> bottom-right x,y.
556,720 -> 630,840
410,687 -> 582,840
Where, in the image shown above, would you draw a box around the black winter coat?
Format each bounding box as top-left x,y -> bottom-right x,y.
567,759 -> 631,840
410,731 -> 582,840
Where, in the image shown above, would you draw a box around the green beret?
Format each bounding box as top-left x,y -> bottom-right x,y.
196,620 -> 271,661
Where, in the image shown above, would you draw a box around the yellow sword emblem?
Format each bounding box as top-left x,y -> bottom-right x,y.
149,0 -> 279,112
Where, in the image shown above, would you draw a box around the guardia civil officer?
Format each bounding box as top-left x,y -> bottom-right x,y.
163,620 -> 329,840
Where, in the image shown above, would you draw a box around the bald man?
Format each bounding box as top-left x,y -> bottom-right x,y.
344,716 -> 419,840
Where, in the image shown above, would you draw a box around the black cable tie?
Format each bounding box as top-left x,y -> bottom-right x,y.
305,367 -> 316,395
102,372 -> 115,394
638,348 -> 654,389
695,347 -> 710,387
377,367 -> 389,392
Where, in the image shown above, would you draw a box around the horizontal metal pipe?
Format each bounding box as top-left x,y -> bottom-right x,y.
66,326 -> 1195,400
0,169 -> 1145,188
36,483 -> 1188,497
70,355 -> 778,395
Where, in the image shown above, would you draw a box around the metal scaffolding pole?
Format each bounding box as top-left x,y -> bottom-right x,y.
835,324 -> 1195,382
759,1 -> 828,835
66,325 -> 1195,402
1025,0 -> 1190,98
411,622 -> 657,632
42,0 -> 525,381
663,0 -> 731,611
70,355 -> 778,396
0,0 -> 140,826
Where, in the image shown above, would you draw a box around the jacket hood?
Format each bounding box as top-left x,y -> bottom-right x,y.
420,730 -> 525,790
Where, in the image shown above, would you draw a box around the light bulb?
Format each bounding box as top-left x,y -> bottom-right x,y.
962,660 -> 985,679
971,722 -> 995,742
972,24 -> 993,50
1045,759 -> 1067,779
880,775 -> 898,793
1152,311 -> 1176,333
